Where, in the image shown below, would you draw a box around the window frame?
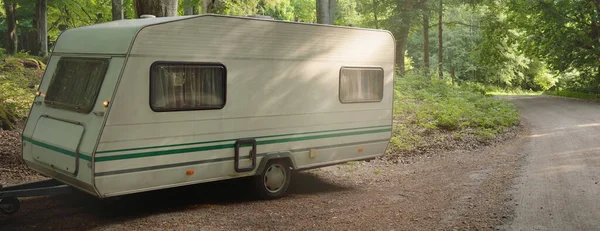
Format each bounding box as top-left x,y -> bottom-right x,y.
338,66 -> 385,104
44,57 -> 110,114
149,61 -> 227,112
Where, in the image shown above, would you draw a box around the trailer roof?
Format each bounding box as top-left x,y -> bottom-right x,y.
52,16 -> 194,55
52,15 -> 392,55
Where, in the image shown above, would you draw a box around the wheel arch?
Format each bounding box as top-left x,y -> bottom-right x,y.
256,151 -> 297,174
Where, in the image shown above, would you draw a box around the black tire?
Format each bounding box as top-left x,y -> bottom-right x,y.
253,159 -> 291,200
0,197 -> 20,215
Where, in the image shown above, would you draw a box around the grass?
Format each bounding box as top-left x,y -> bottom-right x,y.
544,90 -> 600,101
482,85 -> 543,96
389,74 -> 520,153
486,89 -> 543,96
0,53 -> 45,130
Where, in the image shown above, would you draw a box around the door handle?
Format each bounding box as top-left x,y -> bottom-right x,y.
93,111 -> 105,116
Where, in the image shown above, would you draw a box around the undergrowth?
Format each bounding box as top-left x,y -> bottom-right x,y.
486,89 -> 542,96
0,52 -> 44,130
389,74 -> 520,153
544,90 -> 600,101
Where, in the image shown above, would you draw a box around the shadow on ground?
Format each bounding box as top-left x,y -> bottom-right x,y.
0,171 -> 351,230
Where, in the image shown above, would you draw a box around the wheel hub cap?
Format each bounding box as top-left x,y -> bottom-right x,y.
264,164 -> 286,193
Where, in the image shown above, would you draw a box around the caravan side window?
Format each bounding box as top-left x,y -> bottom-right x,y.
339,67 -> 384,103
150,62 -> 226,111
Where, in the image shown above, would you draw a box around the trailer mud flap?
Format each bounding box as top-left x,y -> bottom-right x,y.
234,139 -> 257,172
31,116 -> 84,175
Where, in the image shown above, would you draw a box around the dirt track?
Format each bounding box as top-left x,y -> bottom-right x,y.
502,96 -> 600,231
0,130 -> 525,230
4,95 -> 599,230
24,96 -> 600,230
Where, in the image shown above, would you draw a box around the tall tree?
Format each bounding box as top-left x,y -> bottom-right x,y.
202,0 -> 212,13
394,0 -> 426,75
316,0 -> 335,24
372,0 -> 379,29
36,0 -> 48,57
437,0 -> 443,79
3,0 -> 17,55
328,0 -> 335,24
508,0 -> 600,75
134,0 -> 179,17
422,0 -> 429,75
316,0 -> 329,24
112,0 -> 125,20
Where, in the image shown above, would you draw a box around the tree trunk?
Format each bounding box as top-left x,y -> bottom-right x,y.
328,0 -> 336,24
316,0 -> 330,24
4,0 -> 17,55
394,0 -> 419,76
437,0 -> 443,79
112,0 -> 124,20
183,0 -> 196,15
202,0 -> 211,13
134,0 -> 179,17
450,67 -> 455,85
396,24 -> 410,76
372,0 -> 379,29
36,0 -> 48,57
423,2 -> 429,76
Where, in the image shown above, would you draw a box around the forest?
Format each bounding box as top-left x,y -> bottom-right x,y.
2,0 -> 597,89
0,0 -> 598,131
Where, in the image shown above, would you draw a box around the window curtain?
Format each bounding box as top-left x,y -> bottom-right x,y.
340,68 -> 383,102
152,64 -> 224,110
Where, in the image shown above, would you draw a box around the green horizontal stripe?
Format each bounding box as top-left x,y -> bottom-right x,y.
22,136 -> 92,161
95,128 -> 391,162
96,124 -> 392,154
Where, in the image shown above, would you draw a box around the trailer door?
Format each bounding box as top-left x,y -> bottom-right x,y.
31,116 -> 85,174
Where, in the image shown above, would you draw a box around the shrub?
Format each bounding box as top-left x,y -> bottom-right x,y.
390,73 -> 520,152
0,57 -> 43,130
545,90 -> 600,101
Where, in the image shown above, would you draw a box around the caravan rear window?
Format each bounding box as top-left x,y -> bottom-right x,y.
150,62 -> 226,111
45,57 -> 109,113
339,67 -> 384,103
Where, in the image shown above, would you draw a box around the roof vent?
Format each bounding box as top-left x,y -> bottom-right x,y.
140,14 -> 157,19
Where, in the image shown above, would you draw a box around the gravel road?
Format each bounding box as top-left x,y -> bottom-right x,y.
1,133 -> 525,230
503,96 -> 600,231
4,95 -> 598,230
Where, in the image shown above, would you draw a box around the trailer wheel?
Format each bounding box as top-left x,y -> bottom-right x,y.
254,159 -> 291,200
0,197 -> 20,215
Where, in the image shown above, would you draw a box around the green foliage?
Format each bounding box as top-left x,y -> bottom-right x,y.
545,90 -> 600,102
404,50 -> 414,71
403,3 -> 556,92
0,56 -> 42,130
504,0 -> 600,94
334,0 -> 362,26
532,64 -> 556,91
290,0 -> 316,22
507,0 -> 599,73
45,0 -> 113,39
484,87 -> 541,96
389,73 -> 519,151
213,0 -> 310,21
260,0 -> 296,20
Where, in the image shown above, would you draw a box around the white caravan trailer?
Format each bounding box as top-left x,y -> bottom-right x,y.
16,15 -> 395,203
